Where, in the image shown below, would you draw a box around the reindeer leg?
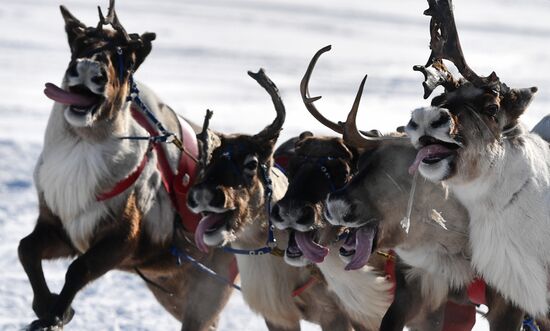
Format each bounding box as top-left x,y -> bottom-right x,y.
379,265 -> 418,331
265,320 -> 301,331
18,218 -> 77,323
485,287 -> 523,331
27,229 -> 136,330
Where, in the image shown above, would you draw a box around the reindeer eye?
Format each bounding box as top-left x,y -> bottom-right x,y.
407,119 -> 419,129
485,104 -> 499,117
244,159 -> 258,171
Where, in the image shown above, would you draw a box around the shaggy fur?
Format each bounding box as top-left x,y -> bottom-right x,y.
325,137 -> 526,330
407,84 -> 550,318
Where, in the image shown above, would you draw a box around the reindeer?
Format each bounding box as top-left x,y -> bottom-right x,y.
187,69 -> 358,331
405,0 -> 550,321
18,2 -> 234,330
292,46 -> 529,330
270,46 -> 393,331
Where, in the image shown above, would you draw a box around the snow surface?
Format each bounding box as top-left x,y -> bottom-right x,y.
1,0 -> 549,330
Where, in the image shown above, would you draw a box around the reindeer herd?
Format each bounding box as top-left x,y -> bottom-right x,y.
16,0 -> 550,330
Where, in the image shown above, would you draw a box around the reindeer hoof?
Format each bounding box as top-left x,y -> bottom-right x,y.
26,316 -> 63,331
61,307 -> 75,325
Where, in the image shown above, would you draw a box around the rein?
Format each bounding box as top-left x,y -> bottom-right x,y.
94,48 -> 242,291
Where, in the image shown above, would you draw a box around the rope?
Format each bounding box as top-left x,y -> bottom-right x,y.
401,171 -> 418,234
170,246 -> 241,291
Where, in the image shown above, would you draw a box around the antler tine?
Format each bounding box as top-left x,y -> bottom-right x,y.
198,109 -> 214,166
424,0 -> 484,87
96,0 -> 133,44
111,12 -> 133,44
248,69 -> 286,142
300,45 -> 345,134
341,75 -> 385,150
96,6 -> 106,31
413,59 -> 460,99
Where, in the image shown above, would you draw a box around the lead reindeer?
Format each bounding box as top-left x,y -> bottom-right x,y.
18,2 -> 234,330
405,0 -> 550,320
298,47 -> 530,330
188,69 -> 357,331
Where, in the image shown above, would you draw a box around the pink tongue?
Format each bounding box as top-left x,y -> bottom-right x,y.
194,214 -> 224,253
345,226 -> 376,271
408,144 -> 452,175
44,82 -> 97,107
295,231 -> 329,263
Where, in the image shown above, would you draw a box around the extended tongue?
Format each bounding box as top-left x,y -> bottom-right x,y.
295,231 -> 329,263
345,225 -> 376,271
194,214 -> 224,253
408,144 -> 452,175
44,82 -> 98,107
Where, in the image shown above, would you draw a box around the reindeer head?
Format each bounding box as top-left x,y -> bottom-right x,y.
274,46 -> 401,270
272,133 -> 355,267
406,0 -> 537,183
188,69 -> 286,252
44,0 -> 155,130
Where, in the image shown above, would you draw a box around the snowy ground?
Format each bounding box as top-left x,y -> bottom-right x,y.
1,0 -> 549,330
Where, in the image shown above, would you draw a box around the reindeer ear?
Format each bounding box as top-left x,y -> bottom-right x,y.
298,131 -> 313,140
133,32 -> 156,70
256,135 -> 279,162
502,86 -> 538,122
60,6 -> 86,47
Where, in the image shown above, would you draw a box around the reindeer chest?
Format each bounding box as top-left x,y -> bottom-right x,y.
467,202 -> 550,316
319,249 -> 391,327
37,139 -> 130,252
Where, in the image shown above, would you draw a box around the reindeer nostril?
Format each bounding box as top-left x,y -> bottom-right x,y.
91,74 -> 107,85
296,206 -> 314,226
419,135 -> 438,146
210,188 -> 226,209
187,192 -> 198,209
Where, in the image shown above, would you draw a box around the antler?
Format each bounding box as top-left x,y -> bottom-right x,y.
198,109 -> 214,167
248,69 -> 286,143
300,45 -> 345,134
425,0 -> 483,85
415,0 -> 501,98
341,75 -> 400,150
97,0 -> 134,44
413,59 -> 460,99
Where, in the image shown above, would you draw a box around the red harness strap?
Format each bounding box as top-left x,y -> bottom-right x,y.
380,250 -> 477,331
129,106 -> 201,232
292,277 -> 318,298
467,277 -> 487,305
378,249 -> 397,296
96,152 -> 149,202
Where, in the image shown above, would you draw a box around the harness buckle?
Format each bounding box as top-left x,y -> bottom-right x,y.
182,173 -> 190,186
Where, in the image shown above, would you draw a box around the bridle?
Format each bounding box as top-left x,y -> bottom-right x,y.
209,146 -> 281,256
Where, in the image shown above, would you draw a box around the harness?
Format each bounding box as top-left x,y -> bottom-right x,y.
215,147 -> 282,256
93,45 -> 200,232
88,46 -> 243,291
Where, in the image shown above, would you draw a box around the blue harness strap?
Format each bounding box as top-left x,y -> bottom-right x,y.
220,149 -> 278,256
170,246 -> 241,291
523,316 -> 540,331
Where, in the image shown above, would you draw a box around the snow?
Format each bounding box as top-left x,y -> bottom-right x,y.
1,0 -> 548,330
